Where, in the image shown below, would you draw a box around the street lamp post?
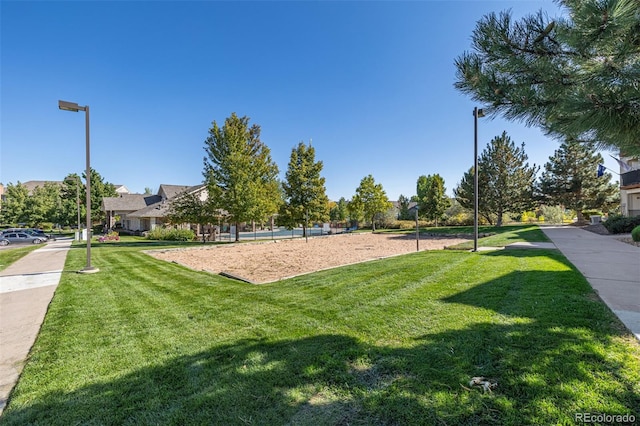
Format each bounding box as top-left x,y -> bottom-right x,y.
59,100 -> 99,273
473,107 -> 485,252
415,206 -> 419,252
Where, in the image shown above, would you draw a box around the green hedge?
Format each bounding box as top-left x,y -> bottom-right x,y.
146,228 -> 195,241
603,214 -> 640,234
631,225 -> 640,242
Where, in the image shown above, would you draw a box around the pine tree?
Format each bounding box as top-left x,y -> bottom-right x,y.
329,197 -> 349,224
455,0 -> 640,156
397,194 -> 412,220
454,132 -> 538,226
351,175 -> 392,232
203,113 -> 280,241
539,140 -> 619,221
279,142 -> 329,237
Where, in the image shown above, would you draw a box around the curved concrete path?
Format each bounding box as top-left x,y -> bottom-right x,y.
0,238 -> 72,415
540,226 -> 640,340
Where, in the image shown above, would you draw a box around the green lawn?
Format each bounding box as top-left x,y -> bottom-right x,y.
378,224 -> 550,250
0,245 -> 40,272
1,235 -> 639,425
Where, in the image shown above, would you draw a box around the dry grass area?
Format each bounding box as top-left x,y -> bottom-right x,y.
147,232 -> 470,284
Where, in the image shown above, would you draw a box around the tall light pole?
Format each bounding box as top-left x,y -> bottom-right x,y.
59,100 -> 99,273
473,107 -> 485,252
415,205 -> 419,252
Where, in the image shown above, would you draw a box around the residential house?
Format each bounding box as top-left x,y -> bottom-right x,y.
102,184 -> 205,232
391,200 -> 418,220
114,184 -> 130,194
619,155 -> 640,217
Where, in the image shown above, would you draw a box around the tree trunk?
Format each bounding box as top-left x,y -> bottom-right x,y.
235,221 -> 240,242
201,223 -> 206,244
496,210 -> 503,227
371,215 -> 376,232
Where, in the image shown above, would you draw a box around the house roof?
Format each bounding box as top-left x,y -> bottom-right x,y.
114,184 -> 130,194
158,184 -> 192,200
127,201 -> 172,218
126,184 -> 207,218
23,180 -> 62,195
391,201 -> 418,210
102,194 -> 162,212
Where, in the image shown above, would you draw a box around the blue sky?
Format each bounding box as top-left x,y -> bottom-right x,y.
1,0 -> 620,200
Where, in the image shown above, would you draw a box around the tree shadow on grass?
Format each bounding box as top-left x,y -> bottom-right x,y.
2,251 -> 639,425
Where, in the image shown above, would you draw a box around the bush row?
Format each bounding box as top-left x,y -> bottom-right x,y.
631,226 -> 640,242
603,214 -> 640,234
146,228 -> 195,241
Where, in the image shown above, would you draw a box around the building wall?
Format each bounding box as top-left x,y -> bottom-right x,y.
622,188 -> 640,217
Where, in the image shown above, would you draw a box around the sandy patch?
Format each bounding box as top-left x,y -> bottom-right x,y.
147,232 -> 469,284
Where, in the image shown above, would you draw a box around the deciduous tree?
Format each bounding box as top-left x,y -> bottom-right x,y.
167,189 -> 221,243
82,168 -> 117,224
27,182 -> 61,226
59,174 -> 84,228
416,174 -> 450,226
279,142 -> 329,237
0,182 -> 29,224
351,175 -> 392,232
203,113 -> 280,241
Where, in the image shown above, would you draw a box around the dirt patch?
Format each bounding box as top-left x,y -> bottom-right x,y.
147,233 -> 469,284
582,223 -> 610,235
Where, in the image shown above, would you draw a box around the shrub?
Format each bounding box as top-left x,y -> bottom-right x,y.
541,205 -> 564,224
632,225 -> 640,242
381,220 -> 426,230
520,211 -> 537,223
444,213 -> 474,226
146,227 -> 195,241
38,222 -> 54,231
582,209 -> 603,220
97,231 -> 120,243
563,210 -> 576,223
603,214 -> 640,234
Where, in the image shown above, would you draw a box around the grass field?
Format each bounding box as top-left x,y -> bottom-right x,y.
378,224 -> 550,250
1,230 -> 639,425
0,245 -> 40,272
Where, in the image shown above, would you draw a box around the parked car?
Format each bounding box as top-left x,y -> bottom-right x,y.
1,228 -> 25,234
25,228 -> 54,240
0,232 -> 47,245
1,228 -> 53,241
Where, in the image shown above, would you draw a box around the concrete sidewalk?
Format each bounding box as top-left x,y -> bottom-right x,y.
541,226 -> 640,340
0,238 -> 72,415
